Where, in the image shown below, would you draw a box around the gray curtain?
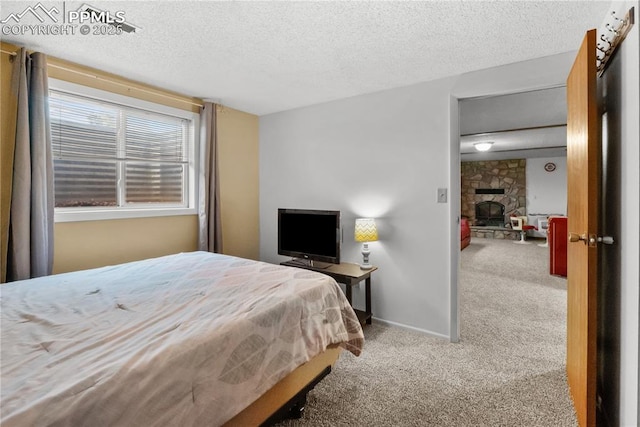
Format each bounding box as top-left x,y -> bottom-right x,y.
198,102 -> 222,253
7,49 -> 54,281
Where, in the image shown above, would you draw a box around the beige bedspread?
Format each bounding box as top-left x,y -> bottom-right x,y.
0,252 -> 364,426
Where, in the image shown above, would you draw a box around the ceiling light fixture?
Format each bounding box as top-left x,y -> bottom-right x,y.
474,141 -> 494,152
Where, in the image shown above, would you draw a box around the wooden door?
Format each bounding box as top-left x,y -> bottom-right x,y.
566,29 -> 599,427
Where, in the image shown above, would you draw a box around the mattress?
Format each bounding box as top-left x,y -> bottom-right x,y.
0,251 -> 364,426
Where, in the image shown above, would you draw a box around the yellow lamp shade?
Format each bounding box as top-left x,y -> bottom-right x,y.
355,218 -> 378,242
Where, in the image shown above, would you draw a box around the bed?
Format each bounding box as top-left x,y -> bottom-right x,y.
0,251 -> 364,426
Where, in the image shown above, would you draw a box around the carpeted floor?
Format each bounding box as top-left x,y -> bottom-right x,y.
278,237 -> 577,426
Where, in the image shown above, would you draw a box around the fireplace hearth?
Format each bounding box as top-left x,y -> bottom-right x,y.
475,201 -> 506,227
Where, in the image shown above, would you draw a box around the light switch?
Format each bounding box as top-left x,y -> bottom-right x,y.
437,188 -> 448,203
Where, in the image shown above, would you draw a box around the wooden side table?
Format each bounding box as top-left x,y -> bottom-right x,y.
280,260 -> 376,325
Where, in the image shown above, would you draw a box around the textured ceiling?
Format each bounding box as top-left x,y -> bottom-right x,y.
1,1 -> 611,115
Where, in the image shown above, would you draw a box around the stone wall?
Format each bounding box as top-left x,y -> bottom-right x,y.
461,159 -> 526,226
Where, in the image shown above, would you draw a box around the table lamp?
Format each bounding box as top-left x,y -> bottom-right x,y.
355,218 -> 378,270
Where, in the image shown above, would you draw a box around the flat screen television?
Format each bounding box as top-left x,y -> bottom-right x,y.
278,208 -> 341,265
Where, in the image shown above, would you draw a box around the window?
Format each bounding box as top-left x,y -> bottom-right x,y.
49,80 -> 199,222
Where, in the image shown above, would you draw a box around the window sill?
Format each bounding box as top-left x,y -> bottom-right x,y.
54,207 -> 197,223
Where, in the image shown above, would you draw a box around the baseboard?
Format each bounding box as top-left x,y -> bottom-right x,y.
372,317 -> 451,341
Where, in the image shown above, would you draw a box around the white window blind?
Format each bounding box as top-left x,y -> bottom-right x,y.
50,90 -> 191,210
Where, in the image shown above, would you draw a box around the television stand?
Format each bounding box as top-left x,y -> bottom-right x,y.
286,258 -> 332,269
280,260 -> 377,325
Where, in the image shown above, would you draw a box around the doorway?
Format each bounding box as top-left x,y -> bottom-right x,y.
451,86 -> 569,343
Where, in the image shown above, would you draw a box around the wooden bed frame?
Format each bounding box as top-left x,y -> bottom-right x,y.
224,346 -> 342,426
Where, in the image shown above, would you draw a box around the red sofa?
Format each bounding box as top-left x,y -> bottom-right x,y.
461,217 -> 471,250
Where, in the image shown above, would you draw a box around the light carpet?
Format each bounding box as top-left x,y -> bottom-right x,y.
278,237 -> 577,426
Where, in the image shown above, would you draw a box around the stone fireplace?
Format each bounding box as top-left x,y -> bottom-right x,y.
461,159 -> 527,238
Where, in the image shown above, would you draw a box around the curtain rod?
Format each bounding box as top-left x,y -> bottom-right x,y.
1,48 -> 204,108
48,62 -> 204,108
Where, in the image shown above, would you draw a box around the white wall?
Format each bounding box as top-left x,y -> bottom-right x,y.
260,52 -> 578,338
608,2 -> 639,424
526,156 -> 567,215
260,78 -> 456,337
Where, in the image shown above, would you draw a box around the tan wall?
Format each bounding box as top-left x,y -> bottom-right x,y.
1,42 -> 259,276
53,216 -> 198,273
218,107 -> 260,260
